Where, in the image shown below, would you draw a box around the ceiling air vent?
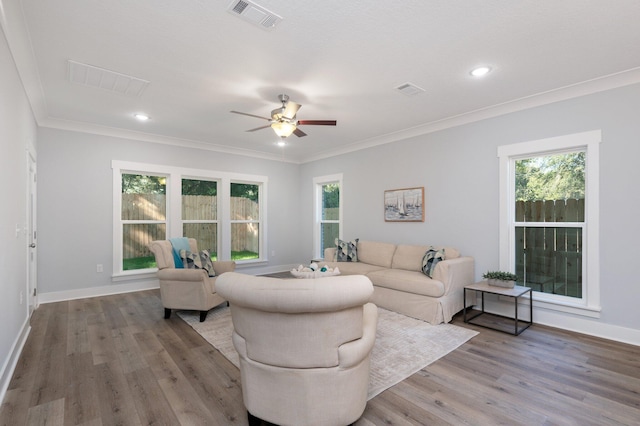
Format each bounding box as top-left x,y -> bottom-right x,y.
227,0 -> 282,30
68,60 -> 149,97
395,82 -> 425,96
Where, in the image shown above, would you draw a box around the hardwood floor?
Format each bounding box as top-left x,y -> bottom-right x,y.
2,289 -> 639,425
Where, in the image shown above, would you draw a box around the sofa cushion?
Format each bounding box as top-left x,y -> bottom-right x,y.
321,261 -> 386,275
391,244 -> 431,271
367,269 -> 445,298
392,244 -> 460,271
357,240 -> 397,268
335,238 -> 359,262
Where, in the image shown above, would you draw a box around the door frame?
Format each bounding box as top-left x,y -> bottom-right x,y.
27,149 -> 37,316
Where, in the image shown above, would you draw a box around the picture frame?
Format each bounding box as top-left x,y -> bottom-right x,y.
384,187 -> 424,222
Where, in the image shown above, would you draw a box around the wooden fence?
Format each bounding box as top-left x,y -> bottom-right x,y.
122,194 -> 258,259
514,199 -> 583,298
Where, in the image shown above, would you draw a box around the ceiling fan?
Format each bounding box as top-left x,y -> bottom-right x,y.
230,94 -> 337,138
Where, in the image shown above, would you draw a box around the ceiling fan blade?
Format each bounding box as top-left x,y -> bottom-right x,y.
282,101 -> 301,120
246,125 -> 271,132
230,110 -> 271,121
293,128 -> 307,137
297,120 -> 337,126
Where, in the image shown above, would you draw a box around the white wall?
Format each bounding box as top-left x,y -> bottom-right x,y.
0,26 -> 37,400
36,128 -> 302,297
300,83 -> 640,340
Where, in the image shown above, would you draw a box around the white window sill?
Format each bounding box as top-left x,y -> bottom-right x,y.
532,294 -> 601,318
111,270 -> 158,283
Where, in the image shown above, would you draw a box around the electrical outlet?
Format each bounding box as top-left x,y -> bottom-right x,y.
96,264 -> 103,273
271,250 -> 276,257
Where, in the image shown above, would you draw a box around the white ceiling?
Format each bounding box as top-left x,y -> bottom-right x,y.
2,0 -> 640,163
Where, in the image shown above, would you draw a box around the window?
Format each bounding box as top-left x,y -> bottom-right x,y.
230,182 -> 261,261
121,173 -> 167,271
113,161 -> 267,275
182,178 -> 218,260
498,131 -> 601,316
514,152 -> 585,298
313,174 -> 342,259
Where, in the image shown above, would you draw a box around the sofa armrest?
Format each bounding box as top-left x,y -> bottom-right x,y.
157,268 -> 208,282
432,256 -> 475,295
338,303 -> 378,369
212,260 -> 236,275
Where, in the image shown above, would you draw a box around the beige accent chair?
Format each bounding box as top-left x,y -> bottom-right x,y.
216,272 -> 378,426
149,239 -> 235,322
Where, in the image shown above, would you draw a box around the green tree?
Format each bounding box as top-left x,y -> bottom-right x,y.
515,152 -> 585,201
182,179 -> 217,196
231,183 -> 259,202
122,174 -> 166,194
322,183 -> 339,208
322,183 -> 339,220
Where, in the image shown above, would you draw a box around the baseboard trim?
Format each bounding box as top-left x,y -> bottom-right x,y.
476,298 -> 640,346
38,280 -> 159,304
0,316 -> 30,406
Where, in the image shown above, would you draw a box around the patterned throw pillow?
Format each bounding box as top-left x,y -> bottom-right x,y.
199,249 -> 216,277
334,238 -> 359,262
180,249 -> 202,270
180,249 -> 216,277
421,246 -> 445,278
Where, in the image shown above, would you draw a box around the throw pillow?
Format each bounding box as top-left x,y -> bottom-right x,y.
180,249 -> 202,270
335,238 -> 359,262
422,246 -> 445,278
199,249 -> 216,277
180,249 -> 216,277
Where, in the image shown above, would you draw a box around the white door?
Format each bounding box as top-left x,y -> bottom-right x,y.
28,152 -> 37,316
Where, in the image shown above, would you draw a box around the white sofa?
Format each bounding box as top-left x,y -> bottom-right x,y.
322,240 -> 474,324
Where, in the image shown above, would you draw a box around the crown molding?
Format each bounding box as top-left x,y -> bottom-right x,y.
39,116 -> 299,164
38,64 -> 640,165
302,67 -> 640,163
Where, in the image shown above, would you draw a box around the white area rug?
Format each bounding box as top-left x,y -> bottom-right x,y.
178,306 -> 478,400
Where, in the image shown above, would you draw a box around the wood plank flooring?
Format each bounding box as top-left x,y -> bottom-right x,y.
2,288 -> 639,425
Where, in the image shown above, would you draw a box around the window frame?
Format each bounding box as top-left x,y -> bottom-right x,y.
112,161 -> 268,277
313,174 -> 343,260
498,130 -> 601,317
229,180 -> 263,262
181,176 -> 220,260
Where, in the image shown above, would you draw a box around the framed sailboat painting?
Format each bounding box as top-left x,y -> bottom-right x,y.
384,187 -> 425,222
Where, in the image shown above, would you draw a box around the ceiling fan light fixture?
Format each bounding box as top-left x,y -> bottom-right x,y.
271,121 -> 296,137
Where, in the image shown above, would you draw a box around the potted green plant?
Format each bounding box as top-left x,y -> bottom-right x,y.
482,271 -> 518,288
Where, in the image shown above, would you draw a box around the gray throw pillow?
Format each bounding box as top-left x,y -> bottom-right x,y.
335,238 -> 359,262
422,247 -> 445,278
180,249 -> 216,277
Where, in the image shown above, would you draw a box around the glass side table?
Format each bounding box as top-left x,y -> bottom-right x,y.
463,281 -> 532,335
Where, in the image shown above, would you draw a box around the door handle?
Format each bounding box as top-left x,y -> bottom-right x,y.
29,243 -> 36,248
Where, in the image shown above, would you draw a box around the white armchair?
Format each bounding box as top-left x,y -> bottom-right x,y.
216,272 -> 378,426
148,239 -> 235,322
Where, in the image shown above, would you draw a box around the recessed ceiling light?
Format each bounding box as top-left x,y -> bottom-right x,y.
470,66 -> 492,77
134,113 -> 150,121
